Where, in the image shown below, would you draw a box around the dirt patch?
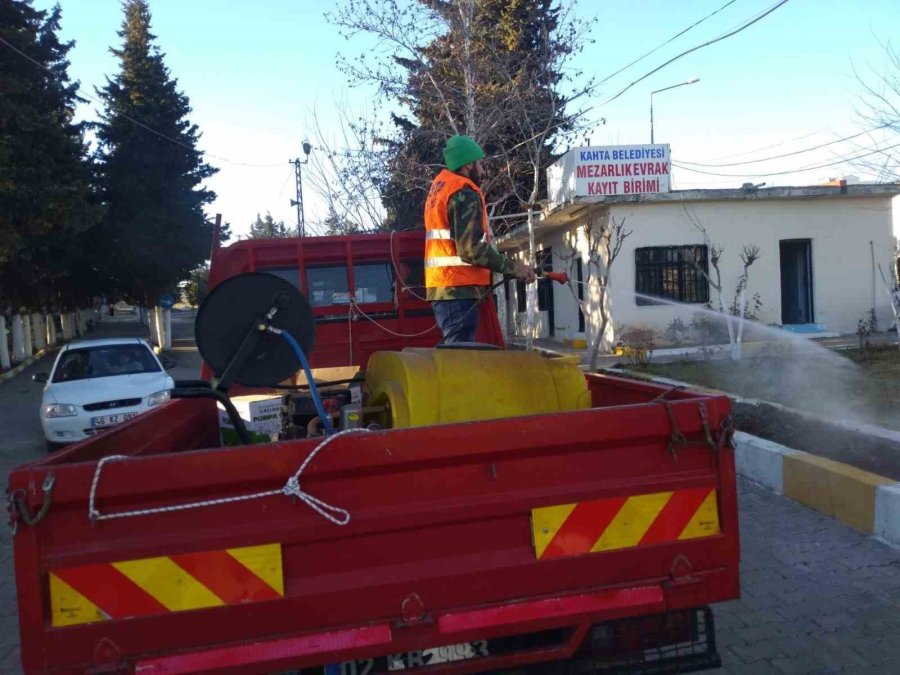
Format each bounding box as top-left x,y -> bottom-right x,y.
642,346 -> 900,432
734,399 -> 900,481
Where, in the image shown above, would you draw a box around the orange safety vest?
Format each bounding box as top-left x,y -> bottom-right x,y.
423,169 -> 492,289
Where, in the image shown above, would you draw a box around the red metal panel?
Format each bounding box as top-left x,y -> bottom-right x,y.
438,587 -> 664,634
29,398 -> 218,467
137,624 -> 393,674
9,376 -> 738,673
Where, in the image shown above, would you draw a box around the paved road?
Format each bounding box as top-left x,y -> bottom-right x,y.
1,316 -> 898,673
1,309 -> 200,672
711,481 -> 900,674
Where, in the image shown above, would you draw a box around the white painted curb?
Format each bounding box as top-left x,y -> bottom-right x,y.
733,432 -> 801,495
734,430 -> 900,547
875,484 -> 900,546
0,348 -> 49,386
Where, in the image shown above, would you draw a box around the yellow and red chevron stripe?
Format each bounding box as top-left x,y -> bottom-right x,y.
532,487 -> 720,559
49,543 -> 283,627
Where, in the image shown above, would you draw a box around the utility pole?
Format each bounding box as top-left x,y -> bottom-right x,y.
290,141 -> 312,237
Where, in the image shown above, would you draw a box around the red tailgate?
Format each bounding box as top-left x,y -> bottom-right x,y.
9,374 -> 739,673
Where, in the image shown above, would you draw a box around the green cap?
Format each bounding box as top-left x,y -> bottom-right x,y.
443,135 -> 485,172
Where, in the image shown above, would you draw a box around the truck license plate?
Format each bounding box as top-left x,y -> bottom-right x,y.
326,640 -> 489,674
91,412 -> 137,428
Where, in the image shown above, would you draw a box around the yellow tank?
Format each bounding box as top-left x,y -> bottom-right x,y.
365,348 -> 590,429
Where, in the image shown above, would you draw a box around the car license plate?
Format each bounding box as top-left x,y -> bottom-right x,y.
90,412 -> 138,428
326,640 -> 488,674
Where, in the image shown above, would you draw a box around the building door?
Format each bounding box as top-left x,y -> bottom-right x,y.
537,248 -> 555,337
780,239 -> 814,324
576,258 -> 585,333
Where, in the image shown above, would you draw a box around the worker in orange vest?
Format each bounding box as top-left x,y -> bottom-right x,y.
424,135 -> 535,343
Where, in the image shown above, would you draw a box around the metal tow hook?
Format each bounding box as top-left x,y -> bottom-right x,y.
6,490 -> 23,536
11,473 -> 56,533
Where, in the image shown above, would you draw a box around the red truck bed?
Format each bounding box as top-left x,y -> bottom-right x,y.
9,373 -> 739,674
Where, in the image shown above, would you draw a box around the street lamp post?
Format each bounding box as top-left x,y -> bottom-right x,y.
650,77 -> 700,144
290,140 -> 312,237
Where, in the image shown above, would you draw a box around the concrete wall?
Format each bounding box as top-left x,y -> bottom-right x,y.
506,224 -> 617,348
522,194 -> 896,339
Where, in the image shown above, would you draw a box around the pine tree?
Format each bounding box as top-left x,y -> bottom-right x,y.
0,0 -> 102,308
322,207 -> 362,235
95,0 -> 216,300
183,263 -> 209,306
219,219 -> 232,242
248,212 -> 291,239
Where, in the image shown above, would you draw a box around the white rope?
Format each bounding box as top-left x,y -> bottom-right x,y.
349,298 -> 440,338
87,429 -> 370,525
348,303 -> 355,364
280,428 -> 369,524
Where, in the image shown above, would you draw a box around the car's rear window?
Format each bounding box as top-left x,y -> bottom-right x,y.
53,344 -> 161,382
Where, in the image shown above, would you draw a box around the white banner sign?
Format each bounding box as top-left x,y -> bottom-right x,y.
574,144 -> 670,197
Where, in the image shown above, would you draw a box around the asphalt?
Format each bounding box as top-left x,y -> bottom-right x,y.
0,309 -> 201,672
1,316 -> 899,673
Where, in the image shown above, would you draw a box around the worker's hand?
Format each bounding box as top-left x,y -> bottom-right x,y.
514,262 -> 537,283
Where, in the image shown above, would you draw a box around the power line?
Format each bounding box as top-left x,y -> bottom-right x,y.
602,0 -> 791,106
672,141 -> 900,177
599,0 -> 740,85
677,123 -> 894,167
0,34 -> 288,169
700,127 -> 831,161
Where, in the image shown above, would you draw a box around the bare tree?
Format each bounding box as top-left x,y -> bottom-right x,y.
481,4 -> 600,349
326,0 -> 474,133
304,103 -> 390,233
328,0 -> 474,134
329,1 -> 601,236
732,245 -> 761,359
685,206 -> 760,360
852,40 -> 900,181
328,0 -> 514,225
558,214 -> 631,371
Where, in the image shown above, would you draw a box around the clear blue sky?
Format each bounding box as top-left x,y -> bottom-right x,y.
30,0 -> 900,237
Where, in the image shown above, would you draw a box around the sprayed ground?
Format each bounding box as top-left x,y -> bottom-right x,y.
642,345 -> 900,432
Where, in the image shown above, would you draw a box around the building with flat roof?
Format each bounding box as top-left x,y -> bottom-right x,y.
496,157 -> 900,348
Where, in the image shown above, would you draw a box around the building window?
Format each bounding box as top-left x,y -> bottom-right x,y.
576,258 -> 585,332
635,245 -> 709,305
536,248 -> 552,312
516,280 -> 526,313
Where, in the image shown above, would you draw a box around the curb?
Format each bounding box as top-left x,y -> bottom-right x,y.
0,348 -> 50,386
736,432 -> 900,545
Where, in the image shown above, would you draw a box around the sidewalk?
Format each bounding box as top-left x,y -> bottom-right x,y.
0,313 -> 153,386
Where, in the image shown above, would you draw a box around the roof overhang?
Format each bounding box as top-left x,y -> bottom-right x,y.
497,183 -> 900,252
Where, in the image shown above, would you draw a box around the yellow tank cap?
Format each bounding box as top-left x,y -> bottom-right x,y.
365,348 -> 590,429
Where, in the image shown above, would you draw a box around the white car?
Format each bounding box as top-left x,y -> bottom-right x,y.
34,338 -> 174,450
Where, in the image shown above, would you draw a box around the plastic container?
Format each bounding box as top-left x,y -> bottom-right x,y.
365,348 -> 590,428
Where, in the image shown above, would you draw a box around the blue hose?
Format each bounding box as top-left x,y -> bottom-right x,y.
278,330 -> 334,436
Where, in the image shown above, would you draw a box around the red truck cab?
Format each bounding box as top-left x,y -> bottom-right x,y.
7,232 -> 740,674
